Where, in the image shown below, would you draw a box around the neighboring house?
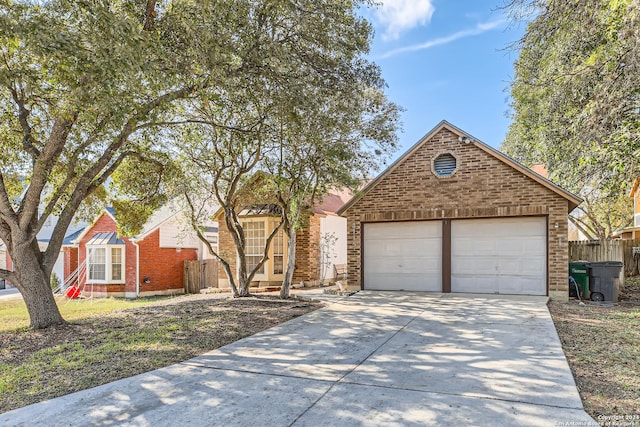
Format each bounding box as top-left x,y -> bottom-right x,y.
63,204 -> 218,298
216,191 -> 350,289
611,177 -> 640,240
0,242 -> 6,275
36,214 -> 87,282
338,120 -> 582,301
0,215 -> 86,288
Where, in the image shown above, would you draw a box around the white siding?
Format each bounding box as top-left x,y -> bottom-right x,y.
159,216 -> 200,249
52,252 -> 64,283
319,215 -> 347,281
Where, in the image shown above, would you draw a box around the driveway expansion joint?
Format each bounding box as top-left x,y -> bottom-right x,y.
334,379 -> 586,411
178,360 -> 339,384
288,310 -> 426,426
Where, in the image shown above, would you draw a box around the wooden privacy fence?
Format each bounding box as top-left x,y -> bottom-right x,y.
568,239 -> 640,277
184,259 -> 219,293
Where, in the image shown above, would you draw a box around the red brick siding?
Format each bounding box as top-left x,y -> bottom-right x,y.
342,127 -> 570,299
63,247 -> 78,283
137,229 -> 197,293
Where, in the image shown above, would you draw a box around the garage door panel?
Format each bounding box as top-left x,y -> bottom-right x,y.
364,222 -> 442,292
365,256 -> 438,275
366,238 -> 439,258
498,276 -> 546,295
454,239 -> 495,255
452,217 -> 547,296
452,276 -> 497,294
365,221 -> 440,239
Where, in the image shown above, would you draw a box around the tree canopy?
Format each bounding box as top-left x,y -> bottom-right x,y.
172,0 -> 401,297
501,0 -> 639,238
0,0 -> 400,326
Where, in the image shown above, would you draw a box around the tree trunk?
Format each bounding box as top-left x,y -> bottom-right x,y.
237,277 -> 251,297
280,230 -> 297,299
11,246 -> 65,329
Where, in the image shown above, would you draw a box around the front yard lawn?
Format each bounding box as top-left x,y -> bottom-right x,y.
549,278 -> 640,419
0,293 -> 321,413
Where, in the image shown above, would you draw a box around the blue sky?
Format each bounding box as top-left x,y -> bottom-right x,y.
364,0 -> 526,158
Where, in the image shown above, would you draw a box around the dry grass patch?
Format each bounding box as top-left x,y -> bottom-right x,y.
0,296 -> 166,331
549,278 -> 640,419
0,293 -> 321,413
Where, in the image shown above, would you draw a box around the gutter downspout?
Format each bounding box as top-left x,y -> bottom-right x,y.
132,239 -> 140,298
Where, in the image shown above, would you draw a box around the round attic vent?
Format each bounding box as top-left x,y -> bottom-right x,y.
432,153 -> 457,177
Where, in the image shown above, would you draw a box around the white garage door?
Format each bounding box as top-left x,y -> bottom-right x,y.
451,217 -> 547,295
363,221 -> 442,291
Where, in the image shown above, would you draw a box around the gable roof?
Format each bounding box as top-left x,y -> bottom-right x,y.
68,208 -> 119,245
338,120 -> 582,215
62,228 -> 85,246
66,199 -> 220,246
238,204 -> 282,216
312,188 -> 354,216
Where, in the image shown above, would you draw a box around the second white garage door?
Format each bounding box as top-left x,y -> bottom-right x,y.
451,217 -> 547,295
363,221 -> 442,291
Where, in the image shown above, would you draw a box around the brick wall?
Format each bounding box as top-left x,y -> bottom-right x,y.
216,213 -> 238,287
342,126 -> 571,300
63,247 -> 78,283
137,229 -> 197,295
292,215 -> 321,283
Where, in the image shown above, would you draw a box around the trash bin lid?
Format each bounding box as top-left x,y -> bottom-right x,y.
569,260 -> 590,266
586,261 -> 624,267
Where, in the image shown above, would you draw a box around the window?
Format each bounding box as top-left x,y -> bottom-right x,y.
243,221 -> 265,274
88,247 -> 106,281
111,247 -> 123,281
87,246 -> 125,283
273,228 -> 284,275
432,153 -> 457,177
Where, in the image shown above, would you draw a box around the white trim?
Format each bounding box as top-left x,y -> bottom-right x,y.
132,240 -> 141,297
86,245 -> 125,284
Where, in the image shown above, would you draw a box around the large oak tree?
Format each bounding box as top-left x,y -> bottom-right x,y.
0,0 -> 264,328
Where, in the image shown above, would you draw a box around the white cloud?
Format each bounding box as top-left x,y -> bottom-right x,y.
378,19 -> 506,59
376,0 -> 436,40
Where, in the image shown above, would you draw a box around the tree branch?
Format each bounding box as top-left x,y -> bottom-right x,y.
142,0 -> 157,32
0,268 -> 16,282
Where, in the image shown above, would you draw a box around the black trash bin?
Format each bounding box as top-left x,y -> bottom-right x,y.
587,261 -> 623,302
0,279 -> 5,290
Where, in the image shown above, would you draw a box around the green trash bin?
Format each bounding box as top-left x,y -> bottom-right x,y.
569,261 -> 590,298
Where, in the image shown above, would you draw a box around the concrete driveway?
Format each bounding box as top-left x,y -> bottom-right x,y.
2,292 -> 597,426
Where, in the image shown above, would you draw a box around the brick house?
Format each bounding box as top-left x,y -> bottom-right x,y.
216,191 -> 350,289
337,121 -> 581,301
611,177 -> 640,239
63,204 -> 218,298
